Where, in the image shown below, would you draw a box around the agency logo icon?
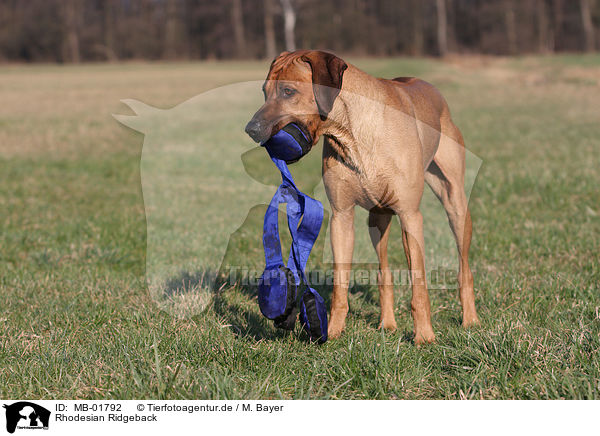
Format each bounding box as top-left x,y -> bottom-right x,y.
3,402 -> 50,434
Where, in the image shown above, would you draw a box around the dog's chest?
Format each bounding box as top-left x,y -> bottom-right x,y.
323,156 -> 400,212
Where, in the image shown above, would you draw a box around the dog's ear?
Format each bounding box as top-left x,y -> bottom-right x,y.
301,51 -> 347,120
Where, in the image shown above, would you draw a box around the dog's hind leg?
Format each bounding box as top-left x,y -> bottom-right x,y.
368,210 -> 397,331
425,123 -> 480,327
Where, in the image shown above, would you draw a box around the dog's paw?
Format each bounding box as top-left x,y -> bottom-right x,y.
462,313 -> 480,328
327,322 -> 345,339
379,317 -> 397,332
413,328 -> 436,346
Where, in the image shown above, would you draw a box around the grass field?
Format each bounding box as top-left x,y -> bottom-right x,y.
1,55 -> 599,399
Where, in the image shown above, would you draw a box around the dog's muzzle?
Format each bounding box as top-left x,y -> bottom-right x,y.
244,119 -> 266,142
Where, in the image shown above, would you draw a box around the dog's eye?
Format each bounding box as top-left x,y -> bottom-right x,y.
282,87 -> 296,97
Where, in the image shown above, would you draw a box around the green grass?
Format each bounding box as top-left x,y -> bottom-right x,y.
1,55 -> 599,399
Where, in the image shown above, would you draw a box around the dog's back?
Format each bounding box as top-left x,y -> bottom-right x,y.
390,77 -> 450,126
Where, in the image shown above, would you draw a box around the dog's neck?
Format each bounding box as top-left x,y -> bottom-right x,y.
320,65 -> 387,172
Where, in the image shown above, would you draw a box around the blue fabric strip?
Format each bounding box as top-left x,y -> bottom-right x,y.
262,156 -> 323,284
259,126 -> 328,342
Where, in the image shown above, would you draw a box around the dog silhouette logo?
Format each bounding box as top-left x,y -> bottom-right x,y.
3,402 -> 50,433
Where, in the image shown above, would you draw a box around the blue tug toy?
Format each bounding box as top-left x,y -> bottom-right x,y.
258,124 -> 328,343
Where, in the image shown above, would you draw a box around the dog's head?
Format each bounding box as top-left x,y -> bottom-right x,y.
245,50 -> 347,149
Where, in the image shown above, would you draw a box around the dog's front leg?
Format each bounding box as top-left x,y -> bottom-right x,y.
328,207 -> 355,338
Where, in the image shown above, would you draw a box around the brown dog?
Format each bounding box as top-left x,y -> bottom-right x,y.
245,50 -> 479,344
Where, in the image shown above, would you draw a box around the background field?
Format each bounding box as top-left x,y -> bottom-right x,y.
1,55 -> 599,399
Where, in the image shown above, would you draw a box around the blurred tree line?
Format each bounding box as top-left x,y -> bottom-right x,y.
0,0 -> 597,62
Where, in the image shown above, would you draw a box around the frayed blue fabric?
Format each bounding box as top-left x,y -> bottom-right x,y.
258,124 -> 328,343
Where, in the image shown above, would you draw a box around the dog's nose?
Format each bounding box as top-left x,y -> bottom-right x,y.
245,119 -> 264,142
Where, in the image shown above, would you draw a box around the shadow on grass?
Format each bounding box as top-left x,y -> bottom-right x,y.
161,267 -> 294,341
161,266 -> 422,345
212,279 -> 293,342
159,195 -> 416,343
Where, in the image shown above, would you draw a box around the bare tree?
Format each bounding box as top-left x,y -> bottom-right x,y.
231,0 -> 247,57
552,0 -> 564,50
412,0 -> 424,56
164,0 -> 180,59
504,0 -> 518,55
101,0 -> 117,61
280,0 -> 296,52
264,0 -> 276,59
436,0 -> 448,56
580,0 -> 595,52
63,0 -> 81,63
537,0 -> 552,53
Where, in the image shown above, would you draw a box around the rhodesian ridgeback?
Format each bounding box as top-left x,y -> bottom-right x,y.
245,50 -> 479,344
